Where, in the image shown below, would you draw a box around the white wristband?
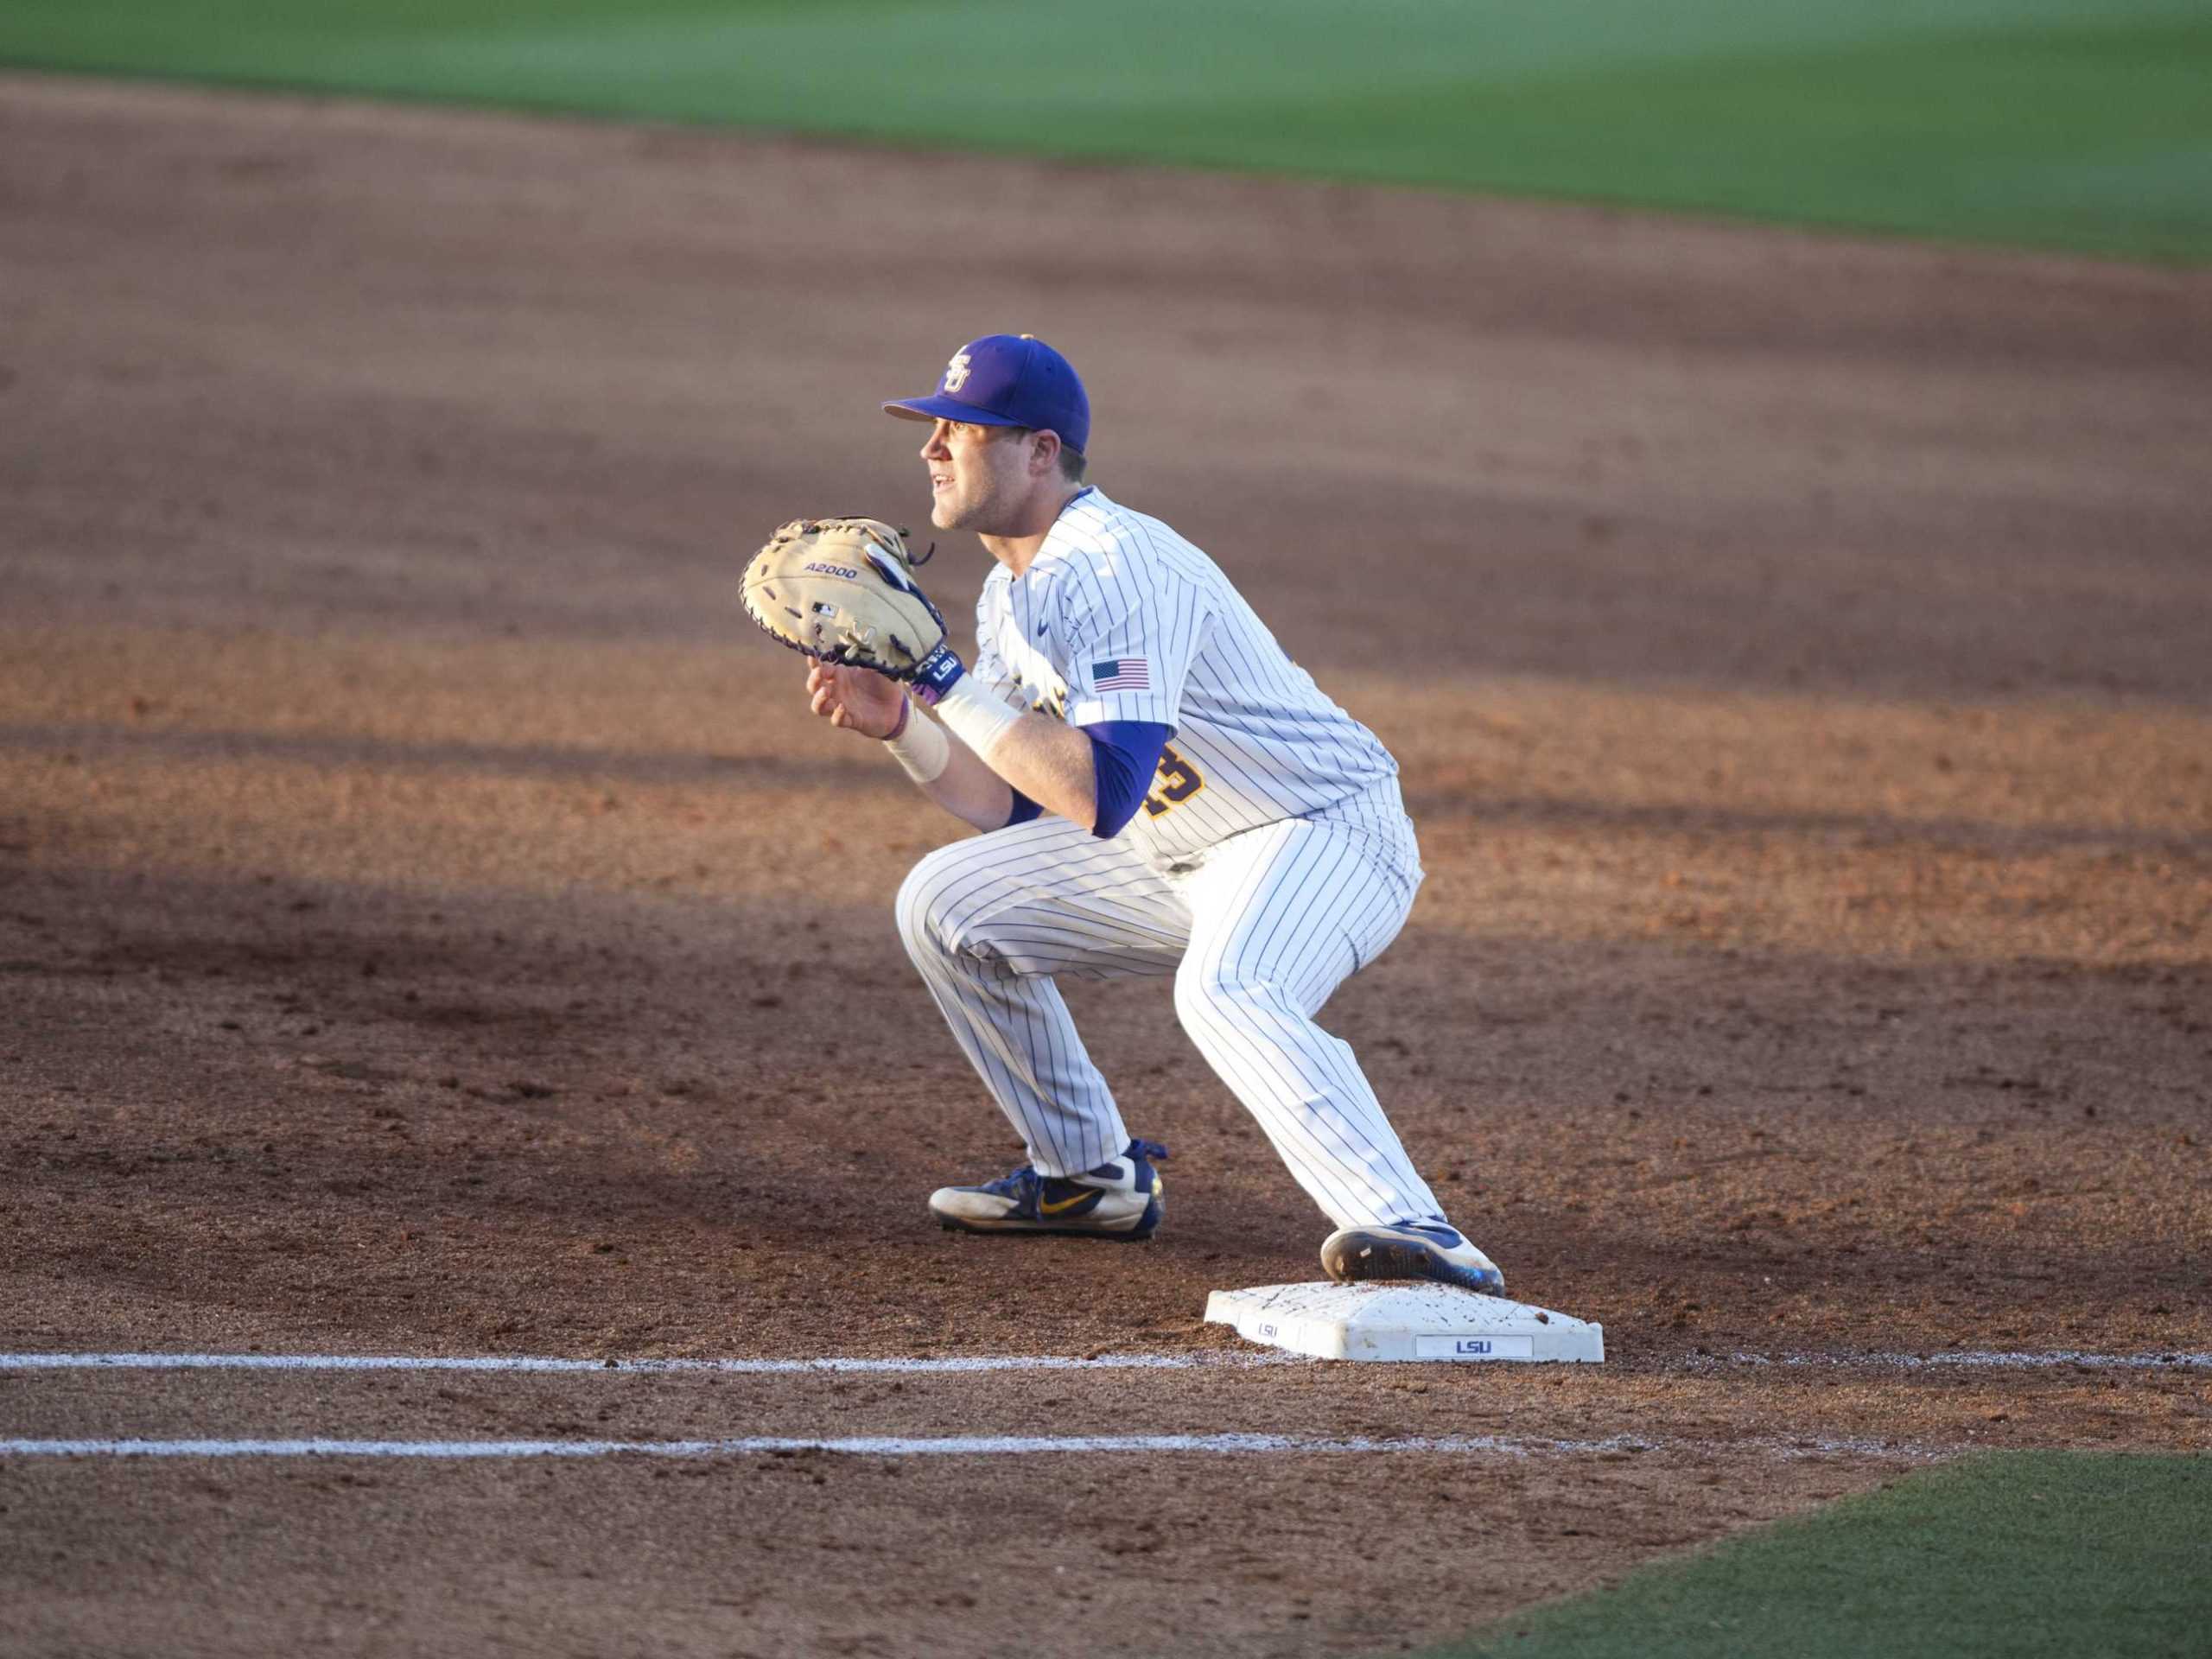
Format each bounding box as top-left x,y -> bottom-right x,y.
931,674 -> 1025,762
882,698 -> 951,785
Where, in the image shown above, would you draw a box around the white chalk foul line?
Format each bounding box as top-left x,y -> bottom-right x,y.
0,1351 -> 1264,1376
0,1430 -> 1910,1462
0,1351 -> 1987,1464
1741,1350 -> 2212,1372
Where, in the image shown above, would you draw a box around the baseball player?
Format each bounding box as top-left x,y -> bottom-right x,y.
800,333 -> 1503,1294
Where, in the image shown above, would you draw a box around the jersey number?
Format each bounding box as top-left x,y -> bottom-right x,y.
1141,744 -> 1205,818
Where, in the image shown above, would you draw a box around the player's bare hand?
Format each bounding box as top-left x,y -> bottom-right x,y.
806,661 -> 906,740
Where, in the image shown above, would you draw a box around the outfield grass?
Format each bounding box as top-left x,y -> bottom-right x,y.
3,1 -> 2209,261
1423,1452 -> 2212,1659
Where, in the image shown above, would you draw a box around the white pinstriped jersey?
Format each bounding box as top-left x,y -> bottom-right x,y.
971,487 -> 1400,864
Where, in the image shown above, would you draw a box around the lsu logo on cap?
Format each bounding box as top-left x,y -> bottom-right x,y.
943,351 -> 973,392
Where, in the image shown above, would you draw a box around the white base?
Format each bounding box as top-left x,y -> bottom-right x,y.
1205,1281 -> 1605,1363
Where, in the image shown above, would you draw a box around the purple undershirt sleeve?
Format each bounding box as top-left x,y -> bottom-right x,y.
1082,720 -> 1174,839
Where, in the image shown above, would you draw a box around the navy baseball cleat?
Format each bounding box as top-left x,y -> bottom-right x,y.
928,1139 -> 1167,1238
1319,1221 -> 1506,1294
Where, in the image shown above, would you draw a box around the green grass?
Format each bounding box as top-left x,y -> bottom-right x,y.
3,2 -> 2209,260
1421,1452 -> 2212,1659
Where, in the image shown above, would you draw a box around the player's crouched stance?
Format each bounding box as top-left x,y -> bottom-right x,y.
800,334 -> 1503,1297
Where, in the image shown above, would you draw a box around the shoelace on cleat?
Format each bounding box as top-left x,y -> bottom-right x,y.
977,1141 -> 1166,1210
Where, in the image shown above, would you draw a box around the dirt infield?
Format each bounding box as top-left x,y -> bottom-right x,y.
3,74 -> 2209,1656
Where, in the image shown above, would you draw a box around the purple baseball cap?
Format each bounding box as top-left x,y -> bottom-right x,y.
883,334 -> 1090,454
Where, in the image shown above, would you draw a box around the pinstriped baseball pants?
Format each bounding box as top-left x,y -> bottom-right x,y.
894,785 -> 1449,1230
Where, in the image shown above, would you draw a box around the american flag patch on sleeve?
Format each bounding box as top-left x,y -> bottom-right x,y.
1090,658 -> 1151,692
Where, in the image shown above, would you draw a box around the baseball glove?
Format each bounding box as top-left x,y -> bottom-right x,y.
740,517 -> 946,678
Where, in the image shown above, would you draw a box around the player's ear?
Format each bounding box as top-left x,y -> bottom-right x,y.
1030,429 -> 1062,478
